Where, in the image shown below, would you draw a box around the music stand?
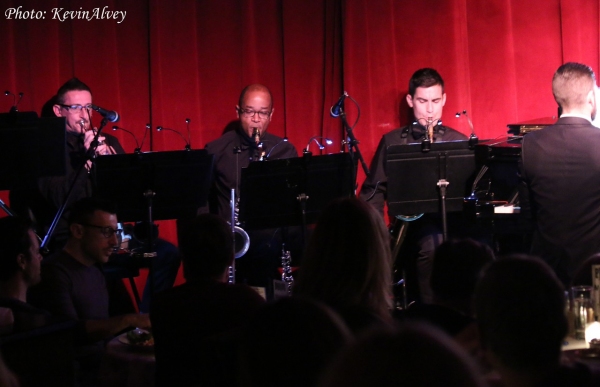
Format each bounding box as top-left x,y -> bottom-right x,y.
0,113 -> 66,190
239,152 -> 354,295
93,150 -> 213,303
386,140 -> 476,240
93,150 -> 214,222
239,153 -> 354,230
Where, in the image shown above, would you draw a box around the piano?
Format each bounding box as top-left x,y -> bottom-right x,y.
464,117 -> 555,253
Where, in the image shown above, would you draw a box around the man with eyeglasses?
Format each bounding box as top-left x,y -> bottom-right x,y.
204,84 -> 298,292
29,197 -> 150,385
11,77 -> 181,313
11,78 -> 124,249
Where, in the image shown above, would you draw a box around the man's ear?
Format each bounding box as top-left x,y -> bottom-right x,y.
69,223 -> 84,239
268,107 -> 275,120
53,104 -> 63,117
235,105 -> 241,119
406,94 -> 414,108
441,92 -> 447,107
16,253 -> 27,270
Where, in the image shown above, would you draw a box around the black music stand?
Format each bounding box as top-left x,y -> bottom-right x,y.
239,153 -> 354,231
0,113 -> 66,191
239,153 -> 354,295
93,150 -> 214,222
386,140 -> 476,240
93,150 -> 214,302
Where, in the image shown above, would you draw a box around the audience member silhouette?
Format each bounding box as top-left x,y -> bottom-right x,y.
238,297 -> 352,387
293,197 -> 394,333
151,214 -> 265,387
401,238 -> 494,336
475,255 -> 598,387
0,217 -> 49,335
319,323 -> 487,387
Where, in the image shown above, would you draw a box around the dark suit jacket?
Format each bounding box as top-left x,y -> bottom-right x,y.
519,116 -> 600,284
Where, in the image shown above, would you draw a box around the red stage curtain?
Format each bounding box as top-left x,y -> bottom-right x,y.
1,0 -> 599,232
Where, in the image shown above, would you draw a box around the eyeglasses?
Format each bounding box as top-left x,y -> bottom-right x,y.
58,104 -> 93,111
238,108 -> 271,120
81,224 -> 123,238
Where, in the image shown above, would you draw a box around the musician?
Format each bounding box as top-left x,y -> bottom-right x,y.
519,62 -> 600,286
204,84 -> 298,290
359,68 -> 466,303
9,78 -> 180,312
10,78 -> 123,248
205,84 -> 298,217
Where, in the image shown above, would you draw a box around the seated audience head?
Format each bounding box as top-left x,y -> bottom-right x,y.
552,62 -> 597,119
0,216 -> 42,289
320,323 -> 486,387
431,238 -> 494,314
178,214 -> 233,282
65,197 -> 119,265
474,255 -> 567,381
239,297 -> 351,387
293,197 -> 393,320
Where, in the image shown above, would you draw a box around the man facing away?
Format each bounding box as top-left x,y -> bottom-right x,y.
519,62 -> 600,286
359,68 -> 466,303
151,214 -> 265,386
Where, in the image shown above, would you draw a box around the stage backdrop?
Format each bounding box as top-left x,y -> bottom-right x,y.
1,0 -> 599,253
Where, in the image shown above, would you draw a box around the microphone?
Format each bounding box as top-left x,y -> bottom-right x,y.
330,91 -> 348,118
304,136 -> 333,153
112,125 -> 141,153
185,118 -> 192,149
91,104 -> 120,123
139,123 -> 150,151
157,125 -> 191,150
4,90 -> 23,113
456,110 -> 478,148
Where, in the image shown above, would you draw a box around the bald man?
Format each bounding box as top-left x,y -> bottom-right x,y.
519,62 -> 600,285
204,84 -> 298,291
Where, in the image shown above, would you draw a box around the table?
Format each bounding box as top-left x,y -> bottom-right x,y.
98,334 -> 155,387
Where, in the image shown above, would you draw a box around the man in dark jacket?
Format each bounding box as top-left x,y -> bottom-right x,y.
360,68 -> 467,303
204,84 -> 298,292
519,62 -> 600,285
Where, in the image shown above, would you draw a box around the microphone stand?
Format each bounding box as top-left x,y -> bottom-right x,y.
41,117 -> 109,251
339,108 -> 370,183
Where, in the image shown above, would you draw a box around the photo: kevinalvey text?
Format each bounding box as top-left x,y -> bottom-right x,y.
5,6 -> 126,24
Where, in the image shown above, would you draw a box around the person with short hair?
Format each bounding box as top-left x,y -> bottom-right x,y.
204,84 -> 299,291
359,68 -> 467,304
30,197 -> 149,338
151,214 -> 265,386
519,62 -> 600,285
10,77 -> 181,312
0,216 -> 48,334
474,255 -> 596,386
